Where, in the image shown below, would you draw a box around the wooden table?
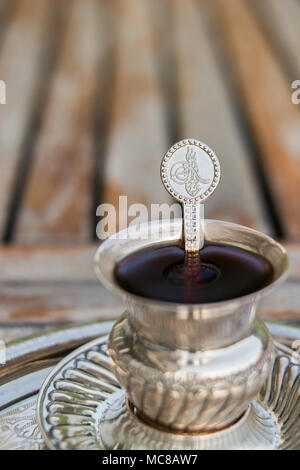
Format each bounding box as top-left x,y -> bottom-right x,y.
0,0 -> 300,338
0,242 -> 299,342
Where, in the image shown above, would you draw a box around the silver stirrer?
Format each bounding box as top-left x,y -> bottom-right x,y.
160,139 -> 221,252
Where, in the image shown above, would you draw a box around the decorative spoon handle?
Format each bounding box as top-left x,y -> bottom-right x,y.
161,139 -> 220,252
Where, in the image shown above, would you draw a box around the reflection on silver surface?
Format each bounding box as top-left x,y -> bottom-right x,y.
1,320 -> 298,449
109,313 -> 273,432
0,321 -> 114,450
0,397 -> 46,450
95,219 -> 288,433
1,320 -> 115,383
95,219 -> 288,351
38,332 -> 299,450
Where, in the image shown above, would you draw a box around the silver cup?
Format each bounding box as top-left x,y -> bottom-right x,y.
95,218 -> 288,433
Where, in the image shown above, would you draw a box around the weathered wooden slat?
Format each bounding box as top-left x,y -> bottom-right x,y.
252,0 -> 300,80
2,276 -> 299,323
0,0 -> 11,20
0,279 -> 121,323
1,280 -> 299,323
147,0 -> 177,140
15,0 -> 106,244
0,244 -> 121,323
103,0 -> 171,236
0,0 -> 17,48
0,324 -> 55,342
172,0 -> 269,232
0,244 -> 299,323
0,245 -> 98,282
259,279 -> 300,322
211,0 -> 300,239
0,0 -> 56,237
1,242 -> 299,281
259,242 -> 300,321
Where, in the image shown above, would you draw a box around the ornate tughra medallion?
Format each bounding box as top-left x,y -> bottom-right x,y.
170,146 -> 211,197
161,139 -> 221,251
160,139 -> 220,203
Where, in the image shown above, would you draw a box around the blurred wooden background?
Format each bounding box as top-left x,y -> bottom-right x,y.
0,0 -> 300,335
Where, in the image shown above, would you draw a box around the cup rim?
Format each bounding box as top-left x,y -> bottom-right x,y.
94,219 -> 289,311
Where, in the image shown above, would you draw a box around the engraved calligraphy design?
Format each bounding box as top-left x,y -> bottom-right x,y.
0,397 -> 45,450
170,146 -> 210,197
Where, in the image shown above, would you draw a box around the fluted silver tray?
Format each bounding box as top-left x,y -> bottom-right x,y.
0,321 -> 114,450
37,322 -> 300,450
0,321 -> 298,450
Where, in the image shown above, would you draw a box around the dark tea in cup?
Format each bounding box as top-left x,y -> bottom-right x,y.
114,242 -> 274,304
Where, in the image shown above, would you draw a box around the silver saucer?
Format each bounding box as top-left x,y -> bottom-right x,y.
38,322 -> 300,450
0,320 -> 115,450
